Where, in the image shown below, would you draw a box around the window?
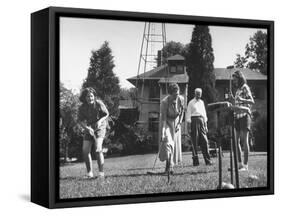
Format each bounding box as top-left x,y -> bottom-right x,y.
179,83 -> 186,94
170,66 -> 176,73
149,112 -> 159,132
161,84 -> 167,95
169,65 -> 184,74
177,65 -> 184,73
149,81 -> 160,101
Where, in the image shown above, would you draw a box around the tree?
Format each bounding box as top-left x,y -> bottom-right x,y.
161,41 -> 186,62
83,41 -> 121,118
119,87 -> 137,100
60,83 -> 82,161
186,25 -> 216,103
234,30 -> 267,75
234,54 -> 247,68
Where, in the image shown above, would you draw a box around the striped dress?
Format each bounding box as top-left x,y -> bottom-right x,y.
234,83 -> 254,119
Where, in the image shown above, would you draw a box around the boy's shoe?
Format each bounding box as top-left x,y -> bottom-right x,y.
239,165 -> 248,172
83,171 -> 94,178
228,163 -> 244,171
238,162 -> 244,169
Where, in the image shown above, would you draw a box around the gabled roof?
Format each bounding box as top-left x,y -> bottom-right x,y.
128,64 -> 169,81
158,74 -> 189,83
127,54 -> 186,82
119,100 -> 136,109
214,68 -> 267,80
167,54 -> 185,61
127,64 -> 189,85
127,66 -> 267,86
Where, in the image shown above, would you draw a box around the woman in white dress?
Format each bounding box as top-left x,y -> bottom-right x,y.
159,83 -> 184,173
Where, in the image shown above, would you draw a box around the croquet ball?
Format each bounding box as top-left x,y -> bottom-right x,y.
222,182 -> 235,189
248,174 -> 259,181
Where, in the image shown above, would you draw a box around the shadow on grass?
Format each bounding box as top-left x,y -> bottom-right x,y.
60,168 -> 218,181
126,164 -> 194,171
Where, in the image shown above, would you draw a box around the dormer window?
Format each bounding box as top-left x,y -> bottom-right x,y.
169,65 -> 185,74
170,66 -> 176,73
167,54 -> 185,74
177,65 -> 184,73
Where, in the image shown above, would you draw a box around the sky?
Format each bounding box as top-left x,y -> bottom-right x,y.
60,17 -> 266,92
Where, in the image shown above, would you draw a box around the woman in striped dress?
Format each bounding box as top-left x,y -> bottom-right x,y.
232,70 -> 255,171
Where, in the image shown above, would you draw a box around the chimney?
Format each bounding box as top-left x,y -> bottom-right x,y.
157,50 -> 162,67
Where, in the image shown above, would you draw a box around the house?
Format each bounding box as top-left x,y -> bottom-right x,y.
127,54 -> 189,145
126,54 -> 267,145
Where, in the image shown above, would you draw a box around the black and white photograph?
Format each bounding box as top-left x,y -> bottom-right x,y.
1,0 -> 281,213
58,15 -> 270,200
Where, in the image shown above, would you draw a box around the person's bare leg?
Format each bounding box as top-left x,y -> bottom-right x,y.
236,132 -> 243,168
95,137 -> 105,177
82,140 -> 93,176
241,130 -> 250,168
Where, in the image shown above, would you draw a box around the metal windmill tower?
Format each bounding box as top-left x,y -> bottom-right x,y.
136,22 -> 167,103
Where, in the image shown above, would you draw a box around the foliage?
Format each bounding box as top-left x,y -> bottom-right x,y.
112,120 -> 154,155
60,84 -> 83,161
119,87 -> 137,100
234,54 -> 247,68
161,41 -> 189,63
252,114 -> 267,151
186,25 -> 217,103
83,41 -> 121,118
234,30 -> 267,75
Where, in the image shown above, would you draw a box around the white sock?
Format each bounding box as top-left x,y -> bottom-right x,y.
87,171 -> 93,177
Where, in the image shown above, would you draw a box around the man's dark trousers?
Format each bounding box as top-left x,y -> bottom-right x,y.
191,116 -> 212,165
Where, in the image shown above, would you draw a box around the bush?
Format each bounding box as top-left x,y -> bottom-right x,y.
252,114 -> 267,151
111,119 -> 154,155
120,125 -> 154,155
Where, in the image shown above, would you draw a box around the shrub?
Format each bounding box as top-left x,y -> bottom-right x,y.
252,114 -> 267,151
111,119 -> 154,155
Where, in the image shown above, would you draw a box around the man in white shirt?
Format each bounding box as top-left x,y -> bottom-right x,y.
187,88 -> 212,166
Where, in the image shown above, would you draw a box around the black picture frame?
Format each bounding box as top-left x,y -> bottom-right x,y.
31,6 -> 274,209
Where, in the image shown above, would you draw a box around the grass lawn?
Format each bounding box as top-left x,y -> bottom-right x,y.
60,151 -> 267,199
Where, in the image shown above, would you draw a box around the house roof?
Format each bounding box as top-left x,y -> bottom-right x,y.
158,74 -> 189,83
127,65 -> 267,86
127,64 -> 189,84
119,100 -> 136,109
128,64 -> 168,81
214,68 -> 267,81
167,54 -> 185,61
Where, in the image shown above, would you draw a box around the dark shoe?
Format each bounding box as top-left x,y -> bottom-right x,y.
192,156 -> 199,166
206,161 -> 213,166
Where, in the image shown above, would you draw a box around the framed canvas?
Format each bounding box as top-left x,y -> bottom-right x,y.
31,6 -> 274,208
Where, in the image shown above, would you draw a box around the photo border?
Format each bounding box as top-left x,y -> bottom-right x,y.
33,6 -> 274,208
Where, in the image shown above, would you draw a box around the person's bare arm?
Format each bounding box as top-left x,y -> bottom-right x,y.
236,95 -> 254,105
160,100 -> 168,140
96,100 -> 109,128
237,85 -> 254,105
186,101 -> 192,135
